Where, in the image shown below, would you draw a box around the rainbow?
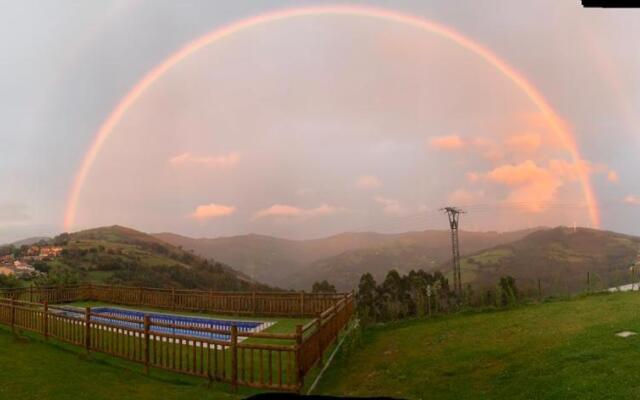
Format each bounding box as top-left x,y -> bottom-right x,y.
63,5 -> 600,230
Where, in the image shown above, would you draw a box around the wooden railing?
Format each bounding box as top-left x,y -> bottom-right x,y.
0,285 -> 353,393
0,284 -> 345,317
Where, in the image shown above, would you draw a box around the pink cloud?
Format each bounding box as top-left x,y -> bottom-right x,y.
607,170 -> 620,183
486,160 -> 561,211
466,172 -> 481,183
429,135 -> 465,151
506,133 -> 542,153
624,195 -> 640,206
548,159 -> 592,181
253,204 -> 339,220
487,160 -> 554,187
356,175 -> 383,189
169,152 -> 239,168
374,196 -> 405,215
448,189 -> 484,205
190,203 -> 236,220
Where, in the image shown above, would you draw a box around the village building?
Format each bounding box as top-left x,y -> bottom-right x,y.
39,246 -> 63,258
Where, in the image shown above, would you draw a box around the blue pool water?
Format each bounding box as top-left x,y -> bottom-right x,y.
59,307 -> 268,342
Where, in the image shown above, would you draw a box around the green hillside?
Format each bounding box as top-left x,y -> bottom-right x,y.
292,229 -> 543,291
318,292 -> 640,399
35,226 -> 267,291
0,327 -> 244,399
452,227 -> 640,294
155,229 -> 541,291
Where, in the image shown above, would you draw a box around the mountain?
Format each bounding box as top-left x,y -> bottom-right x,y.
9,236 -> 50,247
453,227 -> 640,294
35,226 -> 268,291
289,229 -> 544,290
154,228 -> 542,290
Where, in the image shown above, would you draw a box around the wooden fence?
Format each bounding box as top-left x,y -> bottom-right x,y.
0,284 -> 345,318
0,284 -> 353,393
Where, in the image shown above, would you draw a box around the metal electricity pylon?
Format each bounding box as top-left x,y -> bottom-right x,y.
441,207 -> 465,297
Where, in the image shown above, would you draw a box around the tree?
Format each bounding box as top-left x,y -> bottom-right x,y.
311,280 -> 336,293
356,273 -> 379,326
52,233 -> 70,246
34,269 -> 79,286
380,270 -> 409,320
0,274 -> 20,289
33,261 -> 50,273
499,276 -> 519,306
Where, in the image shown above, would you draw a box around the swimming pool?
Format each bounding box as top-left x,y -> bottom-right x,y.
57,306 -> 272,342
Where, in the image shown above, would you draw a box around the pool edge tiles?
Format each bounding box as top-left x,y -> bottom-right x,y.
54,306 -> 276,344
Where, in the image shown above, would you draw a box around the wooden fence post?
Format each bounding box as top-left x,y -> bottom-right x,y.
43,302 -> 48,340
29,285 -> 33,303
208,290 -> 213,313
144,314 -> 150,375
231,324 -> 238,392
171,288 -> 176,311
85,307 -> 91,354
537,278 -> 542,301
296,324 -> 305,392
10,298 -> 15,334
252,291 -> 257,315
315,314 -> 323,366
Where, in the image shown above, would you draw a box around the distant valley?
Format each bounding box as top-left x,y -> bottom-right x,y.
154,228 -> 543,290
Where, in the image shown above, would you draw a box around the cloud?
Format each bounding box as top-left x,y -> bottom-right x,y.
295,188 -> 314,197
448,189 -> 485,205
466,172 -> 481,183
607,170 -> 620,183
253,204 -> 339,220
190,203 -> 236,220
506,133 -> 542,153
486,160 -> 562,211
0,203 -> 29,223
356,175 -> 383,189
487,160 -> 556,187
429,135 -> 465,151
548,159 -> 593,181
169,152 -> 239,168
624,195 -> 640,206
374,196 -> 405,215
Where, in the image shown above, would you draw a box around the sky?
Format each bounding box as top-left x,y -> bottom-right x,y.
1,0 -> 640,243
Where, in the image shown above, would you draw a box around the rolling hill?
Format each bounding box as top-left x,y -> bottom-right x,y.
154,228 -> 542,290
34,226 -> 267,291
10,236 -> 50,247
452,227 -> 640,294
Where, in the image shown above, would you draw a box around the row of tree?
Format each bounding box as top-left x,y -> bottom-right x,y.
353,269 -> 520,325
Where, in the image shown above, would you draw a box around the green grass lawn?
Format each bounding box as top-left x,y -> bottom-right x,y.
17,293 -> 640,399
0,300 -> 327,399
316,292 -> 640,399
0,326 -> 253,400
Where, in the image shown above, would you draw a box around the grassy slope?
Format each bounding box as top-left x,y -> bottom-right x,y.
0,302 -> 312,399
317,292 -> 640,399
455,227 -> 640,293
0,327 -> 249,400
43,225 -> 265,291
